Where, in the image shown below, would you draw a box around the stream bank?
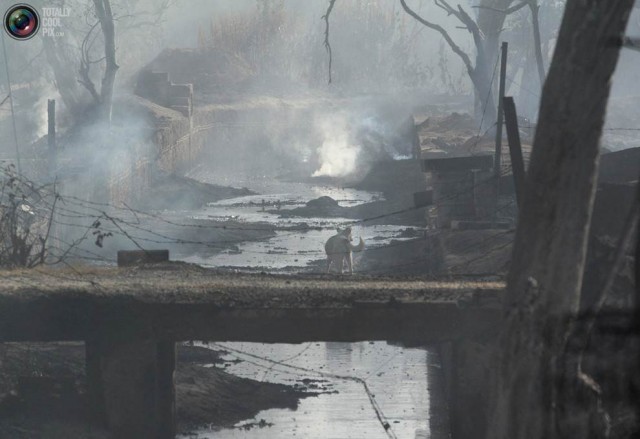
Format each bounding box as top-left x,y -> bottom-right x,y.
0,343 -> 322,438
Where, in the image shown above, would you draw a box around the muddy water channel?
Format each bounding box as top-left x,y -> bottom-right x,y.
177,166 -> 415,271
179,342 -> 447,439
170,168 -> 444,437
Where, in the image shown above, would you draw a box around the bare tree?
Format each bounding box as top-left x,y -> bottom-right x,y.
398,0 -> 518,128
77,0 -> 118,125
323,0 -> 555,126
38,0 -> 118,124
476,0 -> 547,89
488,1 -> 635,438
43,37 -> 88,119
401,0 -> 559,120
44,0 -> 173,125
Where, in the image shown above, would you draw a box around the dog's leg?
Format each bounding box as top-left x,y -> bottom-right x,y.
326,257 -> 332,274
346,252 -> 353,274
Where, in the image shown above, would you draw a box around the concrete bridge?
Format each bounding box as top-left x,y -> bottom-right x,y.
0,264 -> 505,438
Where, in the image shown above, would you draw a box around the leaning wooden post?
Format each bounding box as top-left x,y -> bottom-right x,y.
502,97 -> 526,208
493,42 -> 508,211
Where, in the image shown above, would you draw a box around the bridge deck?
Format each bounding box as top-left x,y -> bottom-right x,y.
0,263 -> 505,438
0,263 -> 505,343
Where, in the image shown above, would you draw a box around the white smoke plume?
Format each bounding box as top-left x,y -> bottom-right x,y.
312,114 -> 361,178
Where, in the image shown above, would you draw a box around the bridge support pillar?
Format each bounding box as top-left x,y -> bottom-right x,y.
86,326 -> 176,438
157,340 -> 177,437
439,340 -> 495,439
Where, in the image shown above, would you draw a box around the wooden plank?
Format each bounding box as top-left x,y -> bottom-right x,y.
422,155 -> 494,173
117,250 -> 169,267
413,190 -> 433,208
503,97 -> 526,208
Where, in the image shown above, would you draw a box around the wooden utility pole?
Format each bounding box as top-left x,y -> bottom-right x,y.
503,97 -> 526,208
1,30 -> 21,174
494,42 -> 508,209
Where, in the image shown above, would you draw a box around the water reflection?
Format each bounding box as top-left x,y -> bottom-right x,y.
179,342 -> 444,439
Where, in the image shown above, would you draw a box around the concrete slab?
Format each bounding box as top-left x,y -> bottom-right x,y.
0,264 -> 505,344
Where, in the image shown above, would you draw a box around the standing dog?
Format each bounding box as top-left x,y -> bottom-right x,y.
325,227 -> 365,274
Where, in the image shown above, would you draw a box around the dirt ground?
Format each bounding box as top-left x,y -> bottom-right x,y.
0,343 -> 321,438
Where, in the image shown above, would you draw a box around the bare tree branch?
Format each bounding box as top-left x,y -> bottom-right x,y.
93,0 -> 119,124
30,191 -> 58,268
473,1 -> 529,15
453,2 -> 486,54
322,0 -> 337,84
433,0 -> 453,16
475,0 -> 546,84
78,20 -> 101,104
399,0 -> 474,74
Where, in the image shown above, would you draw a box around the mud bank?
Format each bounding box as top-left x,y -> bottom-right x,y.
140,172 -> 257,210
0,343 -> 319,438
275,159 -> 428,228
272,196 -> 426,227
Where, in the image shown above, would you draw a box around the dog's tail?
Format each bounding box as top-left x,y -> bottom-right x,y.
350,237 -> 365,252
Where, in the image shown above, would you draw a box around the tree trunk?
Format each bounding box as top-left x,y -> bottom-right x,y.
42,37 -> 86,118
529,1 -> 546,88
476,0 -> 515,67
520,46 -> 540,119
474,0 -> 516,128
471,49 -> 498,130
488,1 -> 635,439
93,0 -> 118,126
397,0 -> 515,129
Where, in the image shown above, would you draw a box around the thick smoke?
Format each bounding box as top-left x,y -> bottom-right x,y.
313,113 -> 361,177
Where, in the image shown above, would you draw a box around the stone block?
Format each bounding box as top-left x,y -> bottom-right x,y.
117,250 -> 169,267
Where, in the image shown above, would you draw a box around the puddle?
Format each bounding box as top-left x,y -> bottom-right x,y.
179,342 -> 441,439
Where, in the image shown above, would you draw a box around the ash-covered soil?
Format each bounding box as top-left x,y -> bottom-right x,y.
0,343 -> 321,438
